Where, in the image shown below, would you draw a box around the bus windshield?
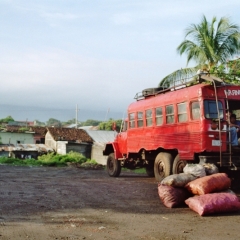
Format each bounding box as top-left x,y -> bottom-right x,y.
204,100 -> 224,119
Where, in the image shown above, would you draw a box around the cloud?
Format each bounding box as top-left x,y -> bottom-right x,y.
112,12 -> 133,25
1,1 -> 84,28
39,12 -> 81,28
109,0 -> 240,28
0,48 -> 172,112
39,11 -> 84,28
1,0 -> 240,119
40,12 -> 79,21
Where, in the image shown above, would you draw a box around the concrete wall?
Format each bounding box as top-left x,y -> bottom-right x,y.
45,132 -> 57,150
56,141 -> 67,155
0,132 -> 34,145
56,141 -> 92,159
91,143 -> 107,165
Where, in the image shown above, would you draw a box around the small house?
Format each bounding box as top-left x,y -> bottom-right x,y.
45,128 -> 93,158
0,130 -> 35,145
12,144 -> 54,159
1,125 -> 47,145
28,126 -> 47,144
0,144 -> 53,159
0,144 -> 15,158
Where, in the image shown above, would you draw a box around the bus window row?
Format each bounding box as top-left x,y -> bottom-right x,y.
129,101 -> 201,129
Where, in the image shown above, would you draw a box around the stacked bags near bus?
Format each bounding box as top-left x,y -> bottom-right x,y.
158,163 -> 240,216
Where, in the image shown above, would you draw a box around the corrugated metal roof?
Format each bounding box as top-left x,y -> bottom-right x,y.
85,130 -> 117,144
79,126 -> 99,130
0,144 -> 15,151
0,144 -> 53,153
66,124 -> 78,128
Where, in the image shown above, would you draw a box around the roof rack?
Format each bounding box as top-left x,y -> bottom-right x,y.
134,86 -> 169,100
134,74 -> 225,101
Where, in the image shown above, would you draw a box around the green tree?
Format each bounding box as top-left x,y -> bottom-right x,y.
34,119 -> 45,126
98,119 -> 122,131
61,118 -> 81,127
82,119 -> 101,126
227,58 -> 240,80
46,118 -> 62,127
209,58 -> 240,83
0,115 -> 14,123
160,16 -> 240,87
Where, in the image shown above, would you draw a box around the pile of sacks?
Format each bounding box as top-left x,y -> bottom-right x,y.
158,163 -> 240,216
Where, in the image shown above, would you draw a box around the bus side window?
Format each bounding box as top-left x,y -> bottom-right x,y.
156,107 -> 163,125
129,113 -> 135,128
137,111 -> 143,127
166,105 -> 174,124
146,109 -> 153,126
191,101 -> 200,120
178,102 -> 187,122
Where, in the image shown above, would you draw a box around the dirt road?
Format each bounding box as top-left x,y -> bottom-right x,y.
0,165 -> 240,240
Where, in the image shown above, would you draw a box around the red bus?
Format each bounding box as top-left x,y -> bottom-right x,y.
103,75 -> 240,181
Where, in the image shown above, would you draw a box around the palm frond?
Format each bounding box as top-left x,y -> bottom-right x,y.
159,66 -> 201,87
177,15 -> 240,68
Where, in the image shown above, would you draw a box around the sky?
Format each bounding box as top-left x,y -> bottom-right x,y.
0,0 -> 240,122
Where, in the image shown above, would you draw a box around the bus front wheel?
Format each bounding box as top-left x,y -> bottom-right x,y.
154,152 -> 173,182
107,153 -> 121,177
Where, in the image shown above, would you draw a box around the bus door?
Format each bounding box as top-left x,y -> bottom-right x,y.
116,119 -> 128,155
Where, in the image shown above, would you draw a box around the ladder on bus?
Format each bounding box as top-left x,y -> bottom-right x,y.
200,74 -> 236,169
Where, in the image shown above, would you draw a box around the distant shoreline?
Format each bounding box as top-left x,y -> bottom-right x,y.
0,104 -> 123,122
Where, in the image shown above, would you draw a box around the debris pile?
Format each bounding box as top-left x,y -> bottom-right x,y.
158,163 -> 240,216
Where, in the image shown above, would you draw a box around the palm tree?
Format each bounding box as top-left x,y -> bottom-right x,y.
160,15 -> 240,87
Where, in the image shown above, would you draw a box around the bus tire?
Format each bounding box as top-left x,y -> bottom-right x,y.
172,154 -> 187,174
154,152 -> 173,182
107,153 -> 121,177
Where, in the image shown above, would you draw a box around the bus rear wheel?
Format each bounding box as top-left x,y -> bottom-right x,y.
172,155 -> 187,174
107,153 -> 121,177
154,152 -> 173,182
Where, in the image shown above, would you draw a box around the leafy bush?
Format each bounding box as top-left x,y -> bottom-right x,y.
37,151 -> 89,166
0,157 -> 42,166
85,159 -> 98,164
0,151 -> 96,167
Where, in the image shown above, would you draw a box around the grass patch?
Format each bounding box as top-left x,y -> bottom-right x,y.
0,151 -> 97,167
122,168 -> 146,174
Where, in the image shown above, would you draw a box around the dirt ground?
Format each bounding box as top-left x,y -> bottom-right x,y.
0,165 -> 240,240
